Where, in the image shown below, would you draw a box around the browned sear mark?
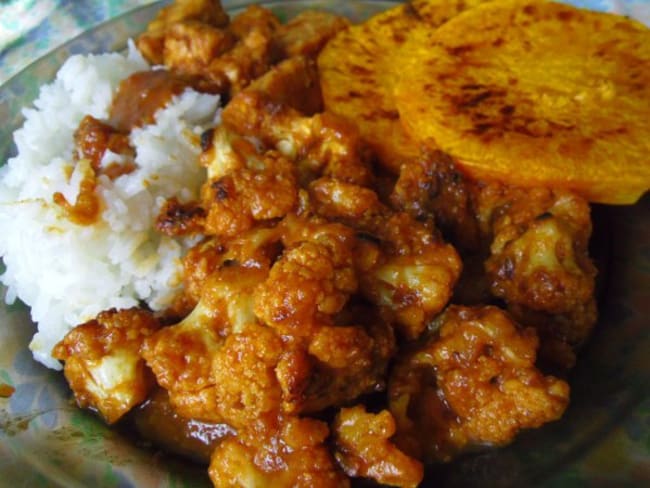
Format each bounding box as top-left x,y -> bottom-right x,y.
156,197 -> 207,236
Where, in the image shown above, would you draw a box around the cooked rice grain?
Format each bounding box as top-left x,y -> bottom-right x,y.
0,42 -> 220,369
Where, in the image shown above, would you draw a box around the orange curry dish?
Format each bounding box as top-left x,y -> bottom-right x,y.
50,1 -> 617,487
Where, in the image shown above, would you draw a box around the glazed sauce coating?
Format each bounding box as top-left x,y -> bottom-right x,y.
109,70 -> 192,132
128,388 -> 234,464
52,161 -> 101,226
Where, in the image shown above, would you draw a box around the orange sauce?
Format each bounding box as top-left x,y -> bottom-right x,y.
109,70 -> 191,132
101,161 -> 137,180
53,160 -> 101,226
127,388 -> 234,464
0,383 -> 15,398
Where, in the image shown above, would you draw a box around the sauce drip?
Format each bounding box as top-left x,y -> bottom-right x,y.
53,159 -> 101,226
0,383 -> 15,398
73,115 -> 135,178
126,388 -> 234,464
101,161 -> 138,180
109,70 -> 192,132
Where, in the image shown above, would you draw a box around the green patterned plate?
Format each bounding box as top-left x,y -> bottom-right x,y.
1,1 -> 648,487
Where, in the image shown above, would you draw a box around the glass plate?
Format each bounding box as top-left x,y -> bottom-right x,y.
1,1 -> 648,487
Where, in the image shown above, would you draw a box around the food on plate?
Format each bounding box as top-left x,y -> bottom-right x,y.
208,414 -> 349,487
333,405 -> 424,488
391,155 -> 598,369
318,0 -> 490,173
0,44 -> 220,369
52,308 -> 161,424
0,0 -> 648,487
317,2 -> 421,173
394,0 -> 650,204
135,0 -> 231,66
137,0 -> 347,97
388,305 -> 569,463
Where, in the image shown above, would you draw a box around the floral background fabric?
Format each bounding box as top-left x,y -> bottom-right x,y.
0,0 -> 156,84
0,1 -> 648,487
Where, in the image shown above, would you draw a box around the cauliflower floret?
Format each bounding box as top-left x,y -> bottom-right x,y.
199,264 -> 268,335
275,10 -> 350,59
210,323 -> 284,428
308,325 -> 373,369
138,2 -> 279,95
137,0 -> 230,65
196,310 -> 392,425
293,305 -> 395,414
222,89 -> 372,186
486,213 -> 597,367
309,177 -> 382,221
202,150 -> 298,238
142,4 -> 350,116
209,415 -> 349,488
141,264 -> 268,421
52,308 -> 161,424
206,5 -> 280,95
176,225 -> 284,311
239,55 -> 324,115
307,177 -> 462,340
360,213 -> 462,340
162,20 -> 235,87
333,405 -> 424,488
196,55 -> 336,239
393,156 -> 598,367
389,305 -> 570,463
477,184 -> 597,368
390,150 -> 480,252
484,191 -> 595,314
141,303 -> 222,421
200,126 -> 255,180
254,240 -> 355,337
254,217 -> 358,338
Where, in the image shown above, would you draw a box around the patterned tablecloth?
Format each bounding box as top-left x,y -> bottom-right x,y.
0,1 -> 649,487
0,0 -> 157,84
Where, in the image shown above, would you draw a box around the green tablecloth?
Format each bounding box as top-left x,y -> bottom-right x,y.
0,0 -> 157,84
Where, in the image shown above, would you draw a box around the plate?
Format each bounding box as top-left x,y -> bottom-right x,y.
1,1 -> 649,487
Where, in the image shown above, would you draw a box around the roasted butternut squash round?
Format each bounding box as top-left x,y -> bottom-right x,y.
318,0 -> 490,173
395,0 -> 650,204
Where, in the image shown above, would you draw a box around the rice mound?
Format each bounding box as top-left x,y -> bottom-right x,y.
0,42 -> 220,369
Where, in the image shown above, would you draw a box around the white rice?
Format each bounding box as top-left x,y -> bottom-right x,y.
0,41 -> 220,369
